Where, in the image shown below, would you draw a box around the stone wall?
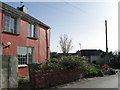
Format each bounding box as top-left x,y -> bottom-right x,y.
0,45 -> 2,55
0,55 -> 18,89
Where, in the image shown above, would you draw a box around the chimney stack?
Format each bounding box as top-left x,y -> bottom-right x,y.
17,2 -> 28,13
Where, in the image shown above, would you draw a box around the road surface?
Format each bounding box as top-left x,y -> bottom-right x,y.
54,73 -> 118,88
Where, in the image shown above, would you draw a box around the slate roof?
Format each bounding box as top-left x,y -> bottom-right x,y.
0,1 -> 50,29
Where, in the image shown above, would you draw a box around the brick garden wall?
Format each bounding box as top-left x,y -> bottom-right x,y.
31,69 -> 84,88
18,67 -> 29,77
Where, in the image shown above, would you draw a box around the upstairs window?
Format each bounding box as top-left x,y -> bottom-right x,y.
4,15 -> 20,34
28,23 -> 38,39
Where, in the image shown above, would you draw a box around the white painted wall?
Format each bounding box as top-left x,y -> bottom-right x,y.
90,56 -> 102,63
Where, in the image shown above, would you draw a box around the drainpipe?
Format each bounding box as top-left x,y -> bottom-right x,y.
0,2 -> 2,55
0,2 -> 2,90
46,28 -> 50,59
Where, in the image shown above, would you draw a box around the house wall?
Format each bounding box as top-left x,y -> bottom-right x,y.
0,9 -> 2,55
90,56 -> 102,63
1,12 -> 50,76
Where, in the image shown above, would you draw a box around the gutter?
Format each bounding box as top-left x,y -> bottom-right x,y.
0,1 -> 51,29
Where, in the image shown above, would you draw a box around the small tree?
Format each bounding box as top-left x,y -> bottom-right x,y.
59,34 -> 73,54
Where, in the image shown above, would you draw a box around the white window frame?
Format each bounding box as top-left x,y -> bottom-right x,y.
4,14 -> 20,34
28,23 -> 38,38
17,46 -> 34,66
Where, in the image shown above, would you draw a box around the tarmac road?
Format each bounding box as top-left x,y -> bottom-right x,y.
55,73 -> 118,88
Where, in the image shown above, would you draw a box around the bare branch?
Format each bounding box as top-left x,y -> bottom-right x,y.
59,34 -> 73,54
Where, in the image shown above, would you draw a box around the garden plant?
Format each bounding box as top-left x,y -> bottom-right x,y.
19,55 -> 118,88
28,55 -> 117,78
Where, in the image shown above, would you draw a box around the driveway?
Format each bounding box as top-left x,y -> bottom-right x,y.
53,73 -> 119,89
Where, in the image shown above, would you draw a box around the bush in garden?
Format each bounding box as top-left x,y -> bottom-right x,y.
100,64 -> 117,75
96,69 -> 104,76
29,55 -> 117,78
92,64 -> 102,69
18,76 -> 29,86
95,64 -> 117,75
42,58 -> 62,70
31,63 -> 43,70
33,55 -> 105,77
102,64 -> 109,70
29,55 -> 90,71
85,68 -> 98,77
108,68 -> 117,74
91,64 -> 104,76
60,55 -> 85,70
42,55 -> 90,70
104,68 -> 117,75
84,64 -> 102,78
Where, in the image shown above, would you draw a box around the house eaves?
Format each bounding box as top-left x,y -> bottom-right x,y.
0,1 -> 51,29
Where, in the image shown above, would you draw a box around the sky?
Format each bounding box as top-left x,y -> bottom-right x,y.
2,0 -> 118,53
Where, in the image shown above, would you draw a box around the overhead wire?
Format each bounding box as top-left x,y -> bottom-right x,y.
63,1 -> 86,14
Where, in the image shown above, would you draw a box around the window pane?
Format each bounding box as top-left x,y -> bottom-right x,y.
16,18 -> 20,34
14,18 -> 17,33
10,17 -> 17,33
17,46 -> 27,65
10,17 -> 14,33
17,46 -> 34,65
28,23 -> 31,37
4,15 -> 18,34
28,23 -> 36,38
28,48 -> 33,64
31,24 -> 34,37
4,15 -> 10,32
33,25 -> 36,37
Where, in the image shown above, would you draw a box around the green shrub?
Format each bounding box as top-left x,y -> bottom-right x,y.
29,55 -> 106,78
103,66 -> 108,70
42,55 -> 88,70
92,64 -> 118,76
28,63 -> 43,71
109,68 -> 116,74
84,64 -> 105,77
92,64 -> 102,69
97,69 -> 104,76
60,55 -> 84,70
85,68 -> 98,77
105,68 -> 116,75
18,77 -> 29,85
49,55 -> 104,78
43,58 -> 62,70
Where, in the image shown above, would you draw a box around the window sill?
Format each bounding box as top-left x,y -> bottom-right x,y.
3,31 -> 20,35
18,65 -> 28,68
27,37 -> 38,40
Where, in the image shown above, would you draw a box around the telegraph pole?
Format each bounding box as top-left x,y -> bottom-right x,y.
105,20 -> 108,63
105,20 -> 108,53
